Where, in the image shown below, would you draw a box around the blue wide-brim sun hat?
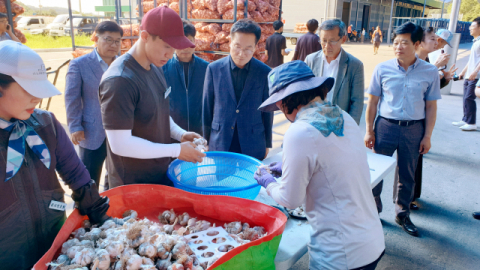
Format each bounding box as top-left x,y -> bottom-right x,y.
258,61 -> 335,112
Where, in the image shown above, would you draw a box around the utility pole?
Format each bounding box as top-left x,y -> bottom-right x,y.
440,0 -> 445,19
79,0 -> 82,14
387,0 -> 395,46
422,0 -> 426,17
448,0 -> 461,33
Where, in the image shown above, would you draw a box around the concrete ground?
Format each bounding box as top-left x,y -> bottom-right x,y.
37,41 -> 480,269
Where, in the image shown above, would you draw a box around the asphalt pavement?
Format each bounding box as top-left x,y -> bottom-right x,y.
37,41 -> 480,270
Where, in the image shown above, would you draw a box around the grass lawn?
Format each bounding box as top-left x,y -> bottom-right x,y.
24,33 -> 94,49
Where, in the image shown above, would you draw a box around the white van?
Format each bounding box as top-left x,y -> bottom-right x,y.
17,17 -> 46,34
48,14 -> 69,37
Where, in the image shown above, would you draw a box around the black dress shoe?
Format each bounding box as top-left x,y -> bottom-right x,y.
395,214 -> 419,237
473,212 -> 480,220
410,201 -> 419,210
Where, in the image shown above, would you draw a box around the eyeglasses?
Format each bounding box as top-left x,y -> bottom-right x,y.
320,37 -> 343,46
100,36 -> 121,46
232,45 -> 255,56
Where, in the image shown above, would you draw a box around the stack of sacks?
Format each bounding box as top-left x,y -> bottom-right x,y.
194,21 -> 273,63
137,0 -> 191,15
0,0 -> 27,43
294,23 -> 308,33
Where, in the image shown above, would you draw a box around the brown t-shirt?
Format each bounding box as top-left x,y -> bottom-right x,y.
292,32 -> 322,62
265,32 -> 287,68
99,53 -> 173,187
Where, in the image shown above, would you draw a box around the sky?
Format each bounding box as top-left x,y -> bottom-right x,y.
20,0 -> 99,13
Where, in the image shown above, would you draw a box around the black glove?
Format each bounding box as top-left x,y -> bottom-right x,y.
72,180 -> 110,225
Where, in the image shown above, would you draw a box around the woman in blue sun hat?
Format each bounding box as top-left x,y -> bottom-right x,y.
255,61 -> 385,270
0,40 -> 114,269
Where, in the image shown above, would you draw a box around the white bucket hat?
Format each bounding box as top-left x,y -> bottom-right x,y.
0,40 -> 61,98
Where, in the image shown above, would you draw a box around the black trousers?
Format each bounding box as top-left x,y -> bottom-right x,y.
371,117 -> 425,216
79,139 -> 107,190
462,79 -> 478,124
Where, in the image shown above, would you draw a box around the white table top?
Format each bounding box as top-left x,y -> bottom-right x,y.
257,151 -> 396,270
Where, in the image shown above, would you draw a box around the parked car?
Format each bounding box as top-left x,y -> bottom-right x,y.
48,14 -> 69,37
17,17 -> 46,34
64,17 -> 99,36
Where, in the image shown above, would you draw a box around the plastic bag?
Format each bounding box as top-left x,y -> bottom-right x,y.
269,0 -> 281,8
222,23 -> 234,33
262,10 -> 278,22
260,24 -> 275,35
13,28 -> 27,44
222,9 -> 245,20
192,0 -> 206,10
192,9 -> 221,19
197,32 -> 216,43
214,31 -> 230,44
220,42 -> 231,52
256,42 -> 266,53
206,23 -> 222,35
217,0 -> 229,14
204,0 -> 218,11
250,10 -> 265,22
0,2 -> 24,14
253,0 -> 269,12
33,185 -> 287,270
195,38 -> 214,51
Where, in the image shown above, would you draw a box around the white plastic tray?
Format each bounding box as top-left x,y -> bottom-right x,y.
185,227 -> 240,264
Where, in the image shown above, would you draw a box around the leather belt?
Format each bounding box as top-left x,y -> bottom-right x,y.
380,117 -> 424,127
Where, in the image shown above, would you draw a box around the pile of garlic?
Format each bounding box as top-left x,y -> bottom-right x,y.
47,209 -> 266,270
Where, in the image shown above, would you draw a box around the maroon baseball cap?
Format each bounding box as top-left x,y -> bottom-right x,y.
140,6 -> 195,49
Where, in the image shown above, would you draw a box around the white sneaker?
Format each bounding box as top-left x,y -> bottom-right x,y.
452,120 -> 467,126
460,124 -> 478,131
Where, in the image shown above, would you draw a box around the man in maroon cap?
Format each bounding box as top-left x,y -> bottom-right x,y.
99,6 -> 206,188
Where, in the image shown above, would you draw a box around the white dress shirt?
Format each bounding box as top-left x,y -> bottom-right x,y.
322,51 -> 342,102
266,111 -> 385,270
466,37 -> 480,79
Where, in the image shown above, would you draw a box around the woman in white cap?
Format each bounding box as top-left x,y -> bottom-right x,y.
0,40 -> 113,269
255,61 -> 385,270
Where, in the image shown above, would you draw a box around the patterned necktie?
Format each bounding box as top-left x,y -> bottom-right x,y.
0,118 -> 51,181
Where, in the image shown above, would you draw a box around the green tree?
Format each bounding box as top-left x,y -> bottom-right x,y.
447,0 -> 480,21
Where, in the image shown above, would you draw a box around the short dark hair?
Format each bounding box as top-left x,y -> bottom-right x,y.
231,19 -> 261,44
273,20 -> 284,31
0,13 -> 7,19
0,73 -> 16,97
281,84 -> 331,114
473,17 -> 480,25
95,21 -> 123,37
422,26 -> 435,42
394,22 -> 423,44
306,19 -> 319,33
182,19 -> 196,38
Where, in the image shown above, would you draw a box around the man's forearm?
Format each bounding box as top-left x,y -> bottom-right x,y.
365,98 -> 379,133
424,101 -> 437,139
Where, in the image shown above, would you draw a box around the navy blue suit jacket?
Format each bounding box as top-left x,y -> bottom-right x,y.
203,56 -> 273,160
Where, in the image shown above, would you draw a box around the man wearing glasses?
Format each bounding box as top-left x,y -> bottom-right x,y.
65,21 -> 123,190
305,19 -> 365,124
203,19 -> 273,160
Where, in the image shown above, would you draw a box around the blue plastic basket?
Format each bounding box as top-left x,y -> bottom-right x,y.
167,151 -> 262,200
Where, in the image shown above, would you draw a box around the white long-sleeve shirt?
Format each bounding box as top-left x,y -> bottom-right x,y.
267,112 -> 385,270
106,117 -> 186,159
